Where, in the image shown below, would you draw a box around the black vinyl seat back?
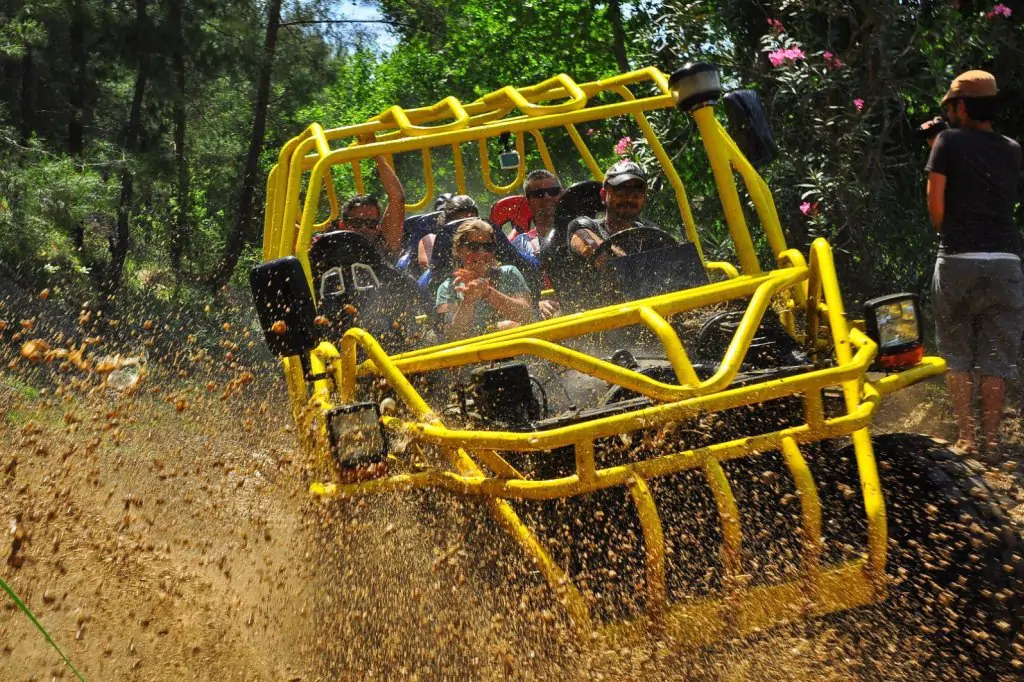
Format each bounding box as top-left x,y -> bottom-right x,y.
540,181 -> 603,310
403,211 -> 443,251
308,230 -> 432,352
396,211 -> 443,277
544,180 -> 603,254
419,218 -> 543,301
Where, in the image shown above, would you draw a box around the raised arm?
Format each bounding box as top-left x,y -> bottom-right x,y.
375,155 -> 405,253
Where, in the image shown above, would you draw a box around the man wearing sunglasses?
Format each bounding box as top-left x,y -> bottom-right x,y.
569,160 -> 655,258
511,170 -> 563,319
511,169 -> 563,258
336,136 -> 406,256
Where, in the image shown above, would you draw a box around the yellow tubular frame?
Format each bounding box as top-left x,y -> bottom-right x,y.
263,67 -> 947,645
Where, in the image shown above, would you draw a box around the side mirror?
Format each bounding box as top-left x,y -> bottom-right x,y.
499,150 -> 521,170
250,256 -> 321,357
723,89 -> 775,168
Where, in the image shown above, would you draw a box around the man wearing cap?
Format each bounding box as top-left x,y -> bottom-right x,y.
569,160 -> 658,258
927,69 -> 1023,461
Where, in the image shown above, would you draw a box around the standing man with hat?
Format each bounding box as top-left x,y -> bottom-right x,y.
927,69 -> 1023,461
569,160 -> 659,258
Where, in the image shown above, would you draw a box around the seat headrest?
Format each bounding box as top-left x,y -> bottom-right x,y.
402,211 -> 443,250
489,195 -> 532,234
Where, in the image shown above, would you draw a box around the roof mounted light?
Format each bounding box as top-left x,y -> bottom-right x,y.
668,62 -> 721,112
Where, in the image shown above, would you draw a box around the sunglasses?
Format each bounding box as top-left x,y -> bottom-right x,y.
461,241 -> 495,253
525,186 -> 562,199
613,183 -> 646,196
346,217 -> 380,230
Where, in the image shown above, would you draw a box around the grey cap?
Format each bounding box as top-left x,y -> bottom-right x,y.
444,194 -> 478,218
434,192 -> 454,211
604,160 -> 647,187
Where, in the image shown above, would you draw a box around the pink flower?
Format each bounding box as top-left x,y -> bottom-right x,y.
614,136 -> 632,157
767,18 -> 785,32
823,51 -> 845,69
853,98 -> 865,111
800,201 -> 820,217
586,128 -> 596,136
986,3 -> 1013,17
768,46 -> 805,68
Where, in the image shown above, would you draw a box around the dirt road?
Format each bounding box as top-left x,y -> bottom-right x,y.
3,365 -> 1023,680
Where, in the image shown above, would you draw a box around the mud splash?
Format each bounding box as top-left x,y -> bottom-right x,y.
3,297 -> 1023,679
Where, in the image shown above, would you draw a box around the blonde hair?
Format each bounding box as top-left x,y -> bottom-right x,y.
453,219 -> 494,250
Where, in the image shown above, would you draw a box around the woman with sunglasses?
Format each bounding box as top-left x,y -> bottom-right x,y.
435,219 -> 534,339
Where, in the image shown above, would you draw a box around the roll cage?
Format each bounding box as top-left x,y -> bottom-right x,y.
256,66 -> 946,644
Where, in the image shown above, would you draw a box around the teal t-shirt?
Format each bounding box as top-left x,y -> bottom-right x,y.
435,264 -> 531,333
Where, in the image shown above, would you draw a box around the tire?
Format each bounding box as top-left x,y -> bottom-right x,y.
858,433 -> 1024,679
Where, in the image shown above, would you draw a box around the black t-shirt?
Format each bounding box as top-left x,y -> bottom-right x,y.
925,128 -> 1022,254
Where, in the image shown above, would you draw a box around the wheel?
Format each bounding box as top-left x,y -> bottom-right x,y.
584,226 -> 678,263
854,433 -> 1024,678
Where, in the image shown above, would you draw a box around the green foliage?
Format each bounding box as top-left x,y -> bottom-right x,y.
0,0 -> 1020,309
649,0 -> 1024,302
0,130 -> 114,292
0,0 -> 337,301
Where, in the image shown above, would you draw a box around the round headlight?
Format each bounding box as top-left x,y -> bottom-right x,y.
668,62 -> 722,112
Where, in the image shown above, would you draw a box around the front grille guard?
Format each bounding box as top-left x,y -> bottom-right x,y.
286,239 -> 944,643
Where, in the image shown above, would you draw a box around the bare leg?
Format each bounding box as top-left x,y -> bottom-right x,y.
979,375 -> 1006,454
946,370 -> 976,453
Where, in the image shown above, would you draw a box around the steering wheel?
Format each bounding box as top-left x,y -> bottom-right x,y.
586,226 -> 679,264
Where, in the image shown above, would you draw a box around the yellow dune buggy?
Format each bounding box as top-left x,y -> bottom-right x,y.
250,63 -> 1024,675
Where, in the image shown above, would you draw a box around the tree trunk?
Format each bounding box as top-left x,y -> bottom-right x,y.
68,2 -> 86,156
20,47 -> 33,143
104,0 -> 148,297
69,0 -> 88,249
207,0 -> 283,292
169,0 -> 189,274
607,0 -> 630,73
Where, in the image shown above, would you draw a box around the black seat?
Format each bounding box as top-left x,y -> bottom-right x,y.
418,218 -> 543,301
540,181 -> 603,310
308,230 -> 433,352
396,211 -> 442,276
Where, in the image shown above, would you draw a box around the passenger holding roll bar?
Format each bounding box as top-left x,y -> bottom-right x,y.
334,133 -> 406,256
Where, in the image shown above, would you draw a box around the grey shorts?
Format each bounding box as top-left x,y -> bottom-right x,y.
932,254 -> 1024,379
